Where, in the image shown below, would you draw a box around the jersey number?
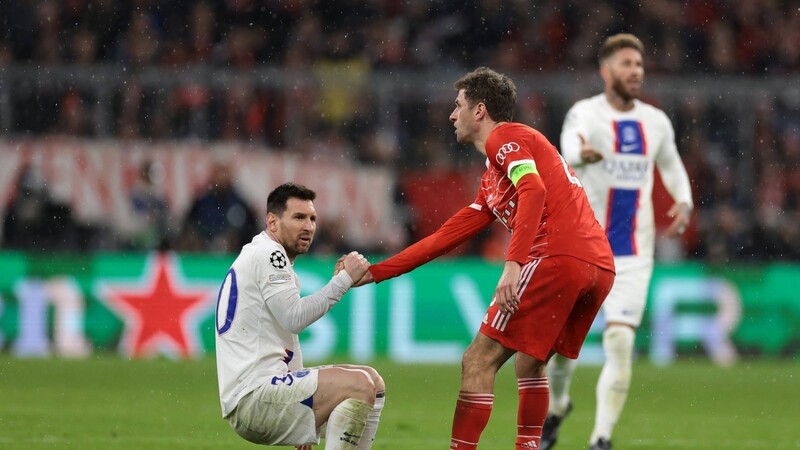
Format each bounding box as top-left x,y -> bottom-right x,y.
557,153 -> 583,187
216,269 -> 238,335
270,374 -> 295,386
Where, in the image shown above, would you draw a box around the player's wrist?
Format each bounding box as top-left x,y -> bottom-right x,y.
333,270 -> 355,289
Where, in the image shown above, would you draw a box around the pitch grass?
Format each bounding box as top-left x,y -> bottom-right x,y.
0,356 -> 798,449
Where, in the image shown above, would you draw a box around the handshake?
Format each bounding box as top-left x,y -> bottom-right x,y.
334,251 -> 374,287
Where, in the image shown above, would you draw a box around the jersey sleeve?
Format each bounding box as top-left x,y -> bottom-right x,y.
265,271 -> 353,334
505,172 -> 546,264
254,247 -> 297,302
654,113 -> 694,209
369,205 -> 495,283
485,130 -> 547,265
560,102 -> 591,167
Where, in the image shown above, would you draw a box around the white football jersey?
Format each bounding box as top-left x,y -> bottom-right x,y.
215,231 -> 305,416
561,94 -> 693,260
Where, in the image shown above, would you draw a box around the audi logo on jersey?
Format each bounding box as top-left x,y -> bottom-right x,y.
495,142 -> 520,165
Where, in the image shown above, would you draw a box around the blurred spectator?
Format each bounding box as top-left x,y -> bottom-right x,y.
118,10 -> 160,69
67,28 -> 98,65
56,89 -> 94,137
215,80 -> 270,143
126,160 -> 170,251
186,1 -> 215,64
2,165 -> 77,252
1,0 -> 799,261
309,217 -> 351,256
33,0 -> 62,65
174,161 -> 258,253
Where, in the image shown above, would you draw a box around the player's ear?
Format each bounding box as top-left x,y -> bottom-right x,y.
475,102 -> 487,120
599,62 -> 610,82
266,212 -> 278,231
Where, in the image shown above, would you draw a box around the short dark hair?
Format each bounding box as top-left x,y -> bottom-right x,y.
454,67 -> 516,122
267,183 -> 316,216
598,33 -> 644,64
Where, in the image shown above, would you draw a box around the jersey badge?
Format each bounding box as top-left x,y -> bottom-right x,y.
268,273 -> 292,283
495,141 -> 520,165
270,250 -> 288,269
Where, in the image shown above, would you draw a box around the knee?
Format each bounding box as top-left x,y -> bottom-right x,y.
359,365 -> 386,393
348,369 -> 377,404
371,370 -> 386,393
515,354 -> 547,378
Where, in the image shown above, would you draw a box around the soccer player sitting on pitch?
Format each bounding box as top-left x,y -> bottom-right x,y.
214,182 -> 385,450
355,67 -> 616,450
542,34 -> 693,450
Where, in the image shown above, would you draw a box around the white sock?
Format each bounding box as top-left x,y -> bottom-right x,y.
325,398 -> 373,450
546,354 -> 578,416
591,326 -> 635,443
356,392 -> 384,449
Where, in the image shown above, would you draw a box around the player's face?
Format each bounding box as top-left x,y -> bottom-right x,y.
449,89 -> 480,145
270,198 -> 316,259
605,48 -> 644,101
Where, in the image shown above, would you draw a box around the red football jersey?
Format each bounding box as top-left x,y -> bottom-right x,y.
480,122 -> 614,270
369,122 -> 613,283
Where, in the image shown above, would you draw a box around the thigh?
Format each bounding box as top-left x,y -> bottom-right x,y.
480,257 -> 574,361
228,369 -> 319,446
326,364 -> 385,392
602,257 -> 653,327
554,263 -> 615,358
480,256 -> 612,361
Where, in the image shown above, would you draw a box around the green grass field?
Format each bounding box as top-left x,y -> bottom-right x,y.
0,356 -> 797,449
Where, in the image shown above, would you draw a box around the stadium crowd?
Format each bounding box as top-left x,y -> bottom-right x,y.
1,0 -> 799,261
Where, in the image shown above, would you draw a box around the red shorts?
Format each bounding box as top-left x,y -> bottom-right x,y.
479,255 -> 614,361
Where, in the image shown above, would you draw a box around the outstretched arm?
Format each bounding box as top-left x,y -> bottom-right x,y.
367,205 -> 495,283
267,252 -> 369,333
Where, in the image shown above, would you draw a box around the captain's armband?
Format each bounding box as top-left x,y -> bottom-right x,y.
509,162 -> 538,186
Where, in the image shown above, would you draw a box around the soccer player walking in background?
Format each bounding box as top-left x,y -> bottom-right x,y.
357,67 -> 615,450
214,182 -> 385,450
542,34 -> 694,450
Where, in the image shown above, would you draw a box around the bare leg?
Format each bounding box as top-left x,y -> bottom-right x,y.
450,333 -> 515,449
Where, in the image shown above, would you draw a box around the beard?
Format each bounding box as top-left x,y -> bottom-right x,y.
286,238 -> 312,258
612,77 -> 639,103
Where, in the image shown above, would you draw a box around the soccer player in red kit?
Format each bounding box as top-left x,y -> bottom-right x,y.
356,67 -> 615,449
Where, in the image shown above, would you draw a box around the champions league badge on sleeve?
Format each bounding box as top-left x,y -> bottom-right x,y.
269,250 -> 288,269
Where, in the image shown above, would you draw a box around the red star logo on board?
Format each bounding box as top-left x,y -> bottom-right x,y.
98,253 -> 214,358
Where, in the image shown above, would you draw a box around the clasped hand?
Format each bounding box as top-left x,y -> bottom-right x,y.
334,251 -> 371,285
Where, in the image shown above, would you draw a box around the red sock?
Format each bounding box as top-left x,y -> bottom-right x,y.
450,390 -> 494,449
516,377 -> 549,449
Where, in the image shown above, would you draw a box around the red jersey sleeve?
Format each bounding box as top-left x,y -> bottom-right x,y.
369,205 -> 495,283
485,126 -> 547,265
505,175 -> 545,263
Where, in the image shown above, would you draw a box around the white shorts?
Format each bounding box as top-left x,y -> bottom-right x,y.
226,368 -> 320,446
602,257 -> 654,327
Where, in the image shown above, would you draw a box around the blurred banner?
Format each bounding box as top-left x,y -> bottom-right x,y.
0,140 -> 398,249
0,252 -> 797,364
